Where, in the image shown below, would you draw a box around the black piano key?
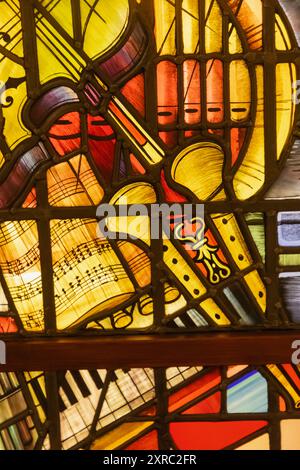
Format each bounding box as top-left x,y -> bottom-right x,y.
88,370 -> 103,389
58,394 -> 67,412
70,371 -> 90,397
60,375 -> 77,406
111,371 -> 118,382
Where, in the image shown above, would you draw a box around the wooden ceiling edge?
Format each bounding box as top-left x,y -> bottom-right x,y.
0,331 -> 299,371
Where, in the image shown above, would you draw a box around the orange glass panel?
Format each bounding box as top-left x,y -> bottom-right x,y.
206,59 -> 223,123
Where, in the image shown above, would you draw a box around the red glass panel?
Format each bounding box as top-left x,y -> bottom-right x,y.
170,421 -> 268,450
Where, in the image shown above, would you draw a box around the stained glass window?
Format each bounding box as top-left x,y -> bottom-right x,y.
0,0 -> 300,452
1,364 -> 300,450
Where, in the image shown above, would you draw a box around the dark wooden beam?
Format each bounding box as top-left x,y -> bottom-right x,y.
0,331 -> 299,371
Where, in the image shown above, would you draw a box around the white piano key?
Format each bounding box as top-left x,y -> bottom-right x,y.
88,389 -> 101,409
79,370 -> 98,395
129,370 -> 153,394
116,373 -> 140,401
59,387 -> 71,409
76,398 -> 96,426
105,382 -> 126,410
60,414 -> 73,440
65,372 -> 84,404
99,400 -> 111,418
64,407 -> 86,435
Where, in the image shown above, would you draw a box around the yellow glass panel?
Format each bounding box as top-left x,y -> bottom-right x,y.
230,60 -> 251,122
0,59 -> 30,149
110,182 -> 157,206
275,13 -> 292,50
276,63 -> 295,160
40,0 -> 73,37
25,372 -> 41,380
233,66 -> 264,199
205,0 -> 222,53
267,365 -> 300,408
88,297 -> 153,330
162,237 -> 206,298
0,150 -> 5,170
91,422 -> 152,450
81,0 -> 129,59
51,219 -> 135,330
27,383 -> 45,422
279,254 -> 300,266
107,182 -> 156,244
171,142 -> 225,201
182,0 -> 199,53
0,0 -> 23,57
244,270 -> 266,313
154,0 -> 176,55
107,214 -> 151,245
47,155 -> 104,206
211,213 -> 252,269
228,23 -> 242,53
0,221 -> 43,331
200,298 -> 231,325
108,97 -> 164,165
165,291 -> 187,316
117,241 -> 151,288
35,12 -> 85,83
0,281 -> 8,311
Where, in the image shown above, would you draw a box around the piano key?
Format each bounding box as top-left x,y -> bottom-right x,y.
79,370 -> 98,394
105,382 -> 126,409
144,368 -> 155,386
59,374 -> 77,406
111,371 -> 118,382
63,407 -> 86,435
117,369 -> 139,391
76,398 -> 96,426
65,372 -> 85,403
58,393 -> 67,412
129,370 -> 153,394
88,370 -> 103,389
115,371 -> 140,400
58,385 -> 69,412
62,436 -> 77,450
70,371 -> 90,397
60,414 -> 74,440
115,370 -> 125,381
88,389 -> 101,409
